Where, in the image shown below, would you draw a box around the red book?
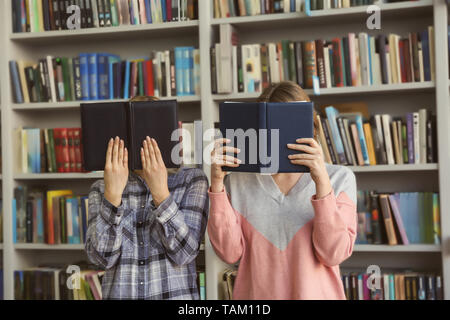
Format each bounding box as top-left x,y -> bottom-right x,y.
53,128 -> 63,173
166,0 -> 172,21
331,38 -> 344,87
399,40 -> 407,83
145,60 -> 154,96
67,128 -> 76,172
74,128 -> 83,172
59,128 -> 70,172
403,39 -> 413,83
302,40 -> 317,89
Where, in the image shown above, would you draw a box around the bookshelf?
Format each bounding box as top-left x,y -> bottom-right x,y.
0,0 -> 449,300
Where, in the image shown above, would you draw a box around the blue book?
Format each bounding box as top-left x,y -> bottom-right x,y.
417,192 -> 425,243
367,36 -> 373,85
80,196 -> 89,242
389,274 -> 395,300
355,115 -> 370,165
188,47 -> 195,95
79,53 -> 90,100
12,198 -> 17,243
290,0 -> 295,12
129,0 -> 135,24
145,0 -> 152,23
9,61 -> 23,103
400,192 -> 421,243
325,106 -> 348,165
67,198 -> 80,244
36,196 -> 44,243
98,54 -> 109,100
182,47 -> 191,96
161,0 -> 167,22
420,30 -> 431,81
88,53 -> 99,100
219,101 -> 314,173
174,47 -> 184,96
244,0 -> 251,16
123,60 -> 131,99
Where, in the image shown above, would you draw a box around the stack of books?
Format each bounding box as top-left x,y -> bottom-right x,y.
341,270 -> 443,300
16,127 -> 83,173
9,48 -> 200,104
13,187 -> 88,245
316,104 -> 437,166
14,265 -> 104,300
12,0 -> 198,33
212,25 -> 435,94
356,190 -> 440,245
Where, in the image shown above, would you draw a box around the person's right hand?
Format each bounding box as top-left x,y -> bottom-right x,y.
104,137 -> 129,207
210,138 -> 241,193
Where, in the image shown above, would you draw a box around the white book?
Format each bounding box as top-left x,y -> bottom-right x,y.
419,109 -> 428,164
220,24 -> 238,93
373,53 -> 382,85
157,52 -> 163,96
268,43 -> 280,83
215,43 -> 223,93
232,46 -> 238,93
418,43 -> 425,82
296,0 -> 303,12
358,33 -> 370,86
383,275 -> 390,300
343,0 -> 350,8
324,0 -> 331,10
151,0 -> 158,22
165,50 -> 171,97
394,35 -> 402,83
66,200 -> 73,238
28,0 -> 35,32
253,0 -> 260,15
323,47 -> 332,89
152,57 -> 160,97
357,276 -> 364,300
388,34 -> 399,83
284,0 -> 290,13
413,112 -> 420,163
91,0 -> 99,27
428,26 -> 435,82
46,56 -> 57,103
381,114 -> 395,165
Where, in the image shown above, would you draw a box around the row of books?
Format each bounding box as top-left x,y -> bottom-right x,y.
341,270 -> 443,300
17,127 -> 83,173
212,25 -> 436,94
356,191 -> 440,245
12,0 -> 198,33
9,48 -> 200,104
317,104 -> 437,166
13,187 -> 88,245
221,268 -> 237,300
14,265 -> 103,300
213,0 -> 383,18
197,270 -> 206,300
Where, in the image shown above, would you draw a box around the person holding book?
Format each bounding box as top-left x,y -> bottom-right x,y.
208,81 -> 357,299
85,96 -> 209,300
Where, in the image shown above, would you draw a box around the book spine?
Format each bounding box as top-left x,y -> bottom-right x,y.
321,118 -> 337,165
325,107 -> 347,165
302,41 -> 317,89
295,42 -> 304,88
331,38 -> 344,87
315,40 -> 326,88
356,115 -> 369,165
9,61 -> 24,103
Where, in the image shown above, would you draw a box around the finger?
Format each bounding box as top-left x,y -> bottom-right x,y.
296,138 -> 319,148
288,153 -> 318,161
141,147 -> 146,168
147,136 -> 157,164
143,140 -> 151,166
123,147 -> 128,169
151,138 -> 164,165
118,140 -> 124,165
215,146 -> 241,155
287,143 -> 318,154
105,138 -> 113,166
290,159 -> 313,166
214,155 -> 242,164
214,138 -> 232,150
112,136 -> 120,164
220,162 -> 240,168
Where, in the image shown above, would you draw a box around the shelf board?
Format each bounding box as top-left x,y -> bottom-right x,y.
9,20 -> 199,44
12,95 -> 200,111
14,172 -> 103,180
212,82 -> 435,100
354,244 -> 441,253
211,0 -> 432,28
349,164 -> 438,173
14,243 -> 85,250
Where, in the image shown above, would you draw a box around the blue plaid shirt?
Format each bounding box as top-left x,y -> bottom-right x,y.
85,168 -> 209,300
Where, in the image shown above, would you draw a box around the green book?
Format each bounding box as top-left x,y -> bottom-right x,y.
138,61 -> 144,96
48,129 -> 57,172
432,193 -> 441,245
83,278 -> 95,300
61,58 -> 72,101
402,124 -> 408,163
288,42 -> 298,83
281,40 -> 290,81
110,0 -> 119,26
32,0 -> 40,32
33,67 -> 42,103
68,58 -> 75,102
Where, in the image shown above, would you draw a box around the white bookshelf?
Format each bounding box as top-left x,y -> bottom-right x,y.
0,0 -> 449,300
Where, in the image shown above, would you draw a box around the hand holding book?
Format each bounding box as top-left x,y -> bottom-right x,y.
210,138 -> 241,193
140,137 -> 170,207
288,138 -> 332,199
104,137 -> 129,207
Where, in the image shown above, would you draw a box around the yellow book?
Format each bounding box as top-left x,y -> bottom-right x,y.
37,0 -> 44,32
17,61 -> 34,103
46,190 -> 73,244
363,123 -> 377,165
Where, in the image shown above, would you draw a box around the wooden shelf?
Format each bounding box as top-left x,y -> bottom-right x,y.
349,164 -> 438,173
354,244 -> 441,253
212,82 -> 435,100
9,20 -> 199,45
12,95 -> 201,111
14,244 -> 85,250
14,172 -> 103,180
211,0 -> 432,29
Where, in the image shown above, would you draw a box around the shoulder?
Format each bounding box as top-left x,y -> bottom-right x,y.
172,168 -> 208,186
90,179 -> 105,193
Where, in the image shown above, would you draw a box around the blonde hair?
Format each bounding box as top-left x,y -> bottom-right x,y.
257,81 -> 319,140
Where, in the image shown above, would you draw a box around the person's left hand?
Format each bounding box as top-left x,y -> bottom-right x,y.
287,138 -> 332,199
141,136 -> 170,207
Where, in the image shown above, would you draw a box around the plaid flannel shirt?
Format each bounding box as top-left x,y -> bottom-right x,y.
85,168 -> 209,300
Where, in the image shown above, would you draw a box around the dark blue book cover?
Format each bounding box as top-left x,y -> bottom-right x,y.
420,30 -> 431,82
219,102 -> 314,173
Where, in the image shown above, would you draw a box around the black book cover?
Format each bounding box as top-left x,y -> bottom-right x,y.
43,0 -> 51,31
104,0 -> 112,26
26,200 -> 33,243
59,0 -> 67,30
81,100 -> 180,171
72,56 -> 82,100
377,35 -> 389,84
12,0 -> 20,33
52,0 -> 61,30
78,0 -> 86,28
342,37 -> 352,87
97,0 -> 105,27
170,50 -> 177,96
172,0 -> 179,21
219,102 -> 314,173
85,0 -> 93,27
237,45 -> 244,92
210,47 -> 217,94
